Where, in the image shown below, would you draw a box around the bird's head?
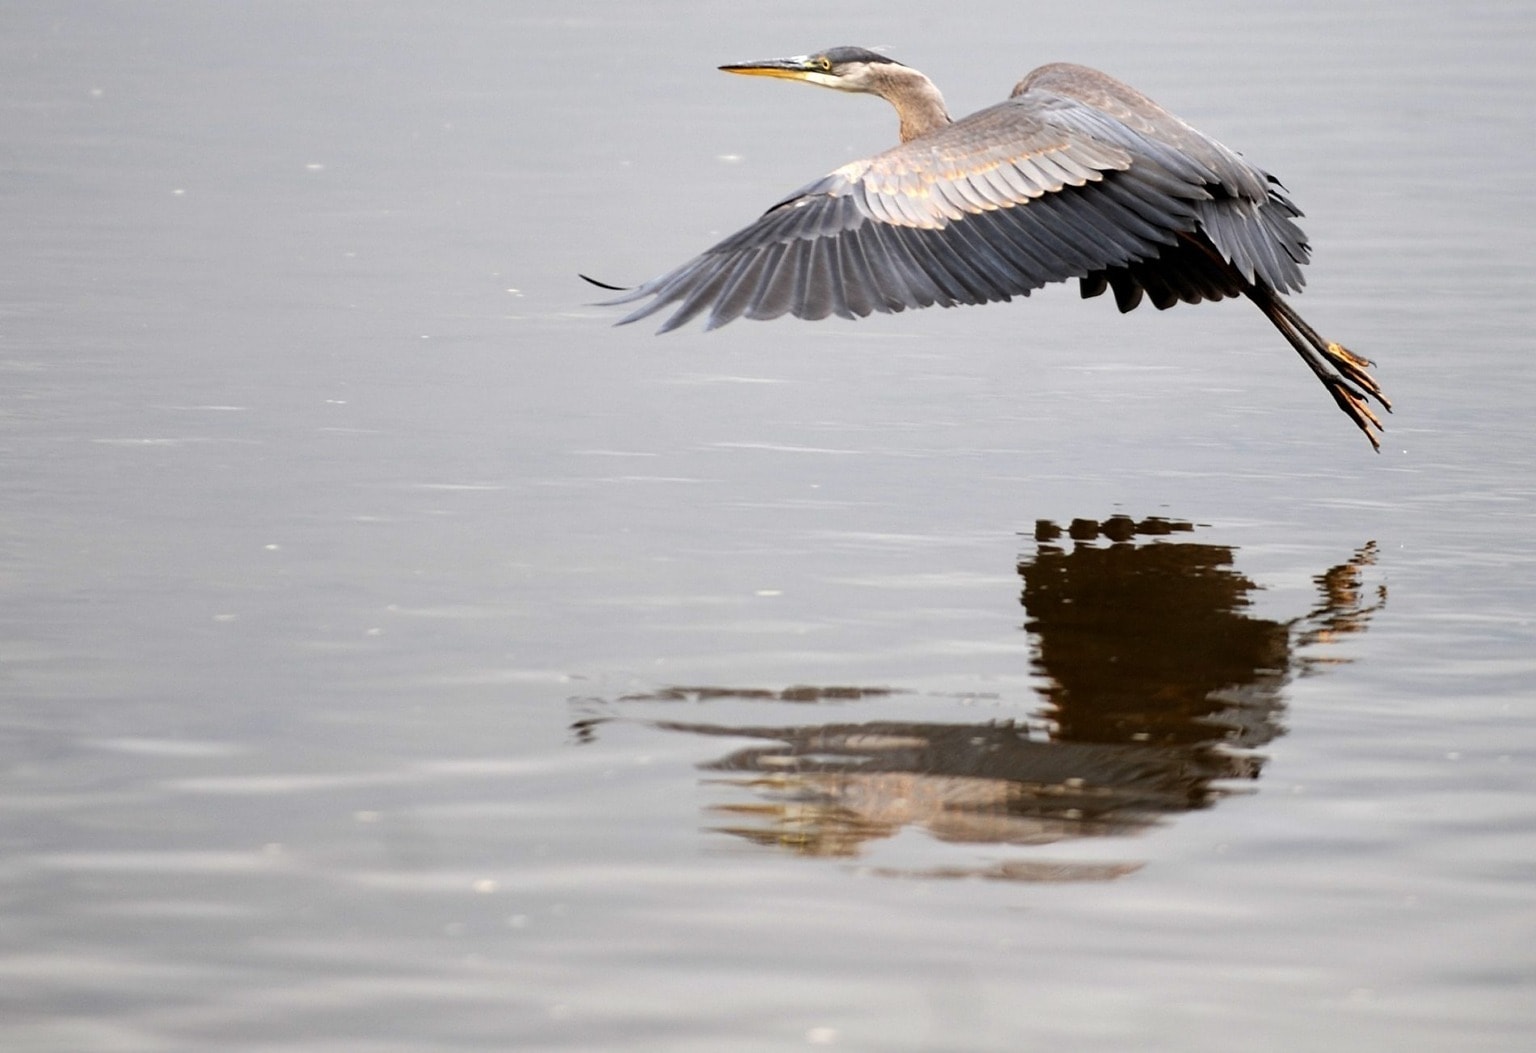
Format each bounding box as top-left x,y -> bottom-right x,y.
718,46 -> 904,94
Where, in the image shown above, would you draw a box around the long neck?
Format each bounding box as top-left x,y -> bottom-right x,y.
870,64 -> 951,142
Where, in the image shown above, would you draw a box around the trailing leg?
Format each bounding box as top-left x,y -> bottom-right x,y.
1245,284 -> 1389,451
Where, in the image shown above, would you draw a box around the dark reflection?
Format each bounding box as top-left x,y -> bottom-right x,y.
619,685 -> 904,704
574,516 -> 1384,880
1028,516 -> 1286,755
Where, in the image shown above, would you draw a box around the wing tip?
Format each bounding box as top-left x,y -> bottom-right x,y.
578,273 -> 629,292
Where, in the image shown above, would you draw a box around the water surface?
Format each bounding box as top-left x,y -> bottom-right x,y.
2,2 -> 1534,1050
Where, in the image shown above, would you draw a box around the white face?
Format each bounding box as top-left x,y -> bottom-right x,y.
792,56 -> 878,93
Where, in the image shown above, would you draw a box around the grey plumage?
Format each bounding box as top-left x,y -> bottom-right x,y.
592,51 -> 1390,448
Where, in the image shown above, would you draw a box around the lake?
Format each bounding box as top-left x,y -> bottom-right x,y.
2,1 -> 1533,1050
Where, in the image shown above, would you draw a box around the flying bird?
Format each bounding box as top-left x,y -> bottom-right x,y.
588,47 -> 1390,449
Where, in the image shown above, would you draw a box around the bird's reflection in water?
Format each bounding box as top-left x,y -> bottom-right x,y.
577,517 -> 1384,880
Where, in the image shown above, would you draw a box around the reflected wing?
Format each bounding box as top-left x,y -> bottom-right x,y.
601,94 -> 1231,332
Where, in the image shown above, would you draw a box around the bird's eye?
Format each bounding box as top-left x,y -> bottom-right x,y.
817,56 -> 832,72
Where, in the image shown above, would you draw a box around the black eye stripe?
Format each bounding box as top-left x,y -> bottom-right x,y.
815,46 -> 904,69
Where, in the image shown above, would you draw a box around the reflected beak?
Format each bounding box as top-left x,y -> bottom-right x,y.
718,57 -> 817,82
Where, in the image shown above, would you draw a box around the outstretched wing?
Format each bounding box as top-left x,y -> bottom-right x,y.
600,88 -> 1291,332
1019,63 -> 1310,297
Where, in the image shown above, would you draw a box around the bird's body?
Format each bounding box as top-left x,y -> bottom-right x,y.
592,48 -> 1389,448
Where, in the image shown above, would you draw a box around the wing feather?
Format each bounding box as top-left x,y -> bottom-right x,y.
820,237 -> 855,320
744,241 -> 797,320
944,212 -> 1036,293
656,262 -> 738,334
975,168 -> 1020,209
834,230 -> 880,317
897,224 -> 993,304
870,223 -> 955,308
989,160 -> 1047,200
707,250 -> 777,329
973,207 -> 1064,282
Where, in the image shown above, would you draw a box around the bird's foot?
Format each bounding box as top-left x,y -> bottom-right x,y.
1324,341 -> 1392,412
1326,376 -> 1385,452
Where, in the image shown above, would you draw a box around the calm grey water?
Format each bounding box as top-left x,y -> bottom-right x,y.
3,2 -> 1534,1050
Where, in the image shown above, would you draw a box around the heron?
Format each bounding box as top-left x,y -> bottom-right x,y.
588,47 -> 1390,449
